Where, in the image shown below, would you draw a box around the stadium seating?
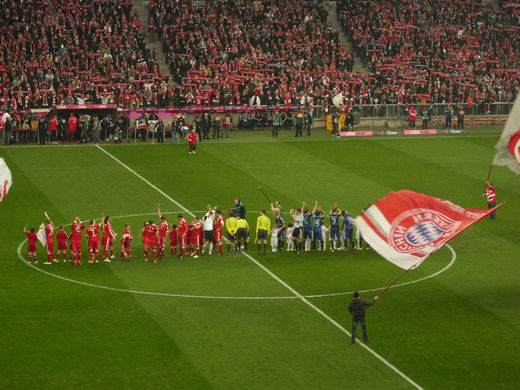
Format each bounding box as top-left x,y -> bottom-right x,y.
0,0 -> 517,111
0,0 -> 165,110
336,0 -> 519,108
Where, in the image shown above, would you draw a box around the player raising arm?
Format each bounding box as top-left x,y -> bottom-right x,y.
177,214 -> 188,259
157,204 -> 169,261
23,225 -> 39,264
202,205 -> 216,256
86,214 -> 104,263
43,211 -> 56,264
70,217 -> 86,266
329,204 -> 341,251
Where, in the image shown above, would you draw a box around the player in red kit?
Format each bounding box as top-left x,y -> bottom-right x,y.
120,224 -> 133,261
169,224 -> 178,256
101,216 -> 116,262
190,217 -> 203,258
187,128 -> 198,154
86,215 -> 103,263
139,220 -> 159,263
42,211 -> 56,264
56,225 -> 68,262
24,225 -> 38,263
214,209 -> 224,255
177,214 -> 188,259
70,217 -> 86,266
157,204 -> 169,260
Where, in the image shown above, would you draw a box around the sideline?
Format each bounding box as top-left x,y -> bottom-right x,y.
0,133 -> 498,149
93,144 -> 425,389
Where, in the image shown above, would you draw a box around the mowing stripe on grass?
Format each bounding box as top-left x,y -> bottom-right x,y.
16,236 -> 455,302
95,144 -> 425,389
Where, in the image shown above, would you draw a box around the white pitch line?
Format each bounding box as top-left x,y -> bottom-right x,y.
16,235 -> 456,301
94,144 -> 425,389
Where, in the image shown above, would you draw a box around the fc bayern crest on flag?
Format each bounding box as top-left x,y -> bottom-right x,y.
508,129 -> 520,165
354,190 -> 503,269
389,209 -> 461,254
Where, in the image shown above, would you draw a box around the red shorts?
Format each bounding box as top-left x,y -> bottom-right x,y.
46,238 -> 54,251
57,241 -> 67,251
121,242 -> 131,251
178,233 -> 187,246
144,239 -> 157,249
28,243 -> 37,252
88,239 -> 99,250
191,234 -> 202,245
159,236 -> 166,246
101,237 -> 113,248
170,239 -> 177,247
214,230 -> 222,242
71,240 -> 82,253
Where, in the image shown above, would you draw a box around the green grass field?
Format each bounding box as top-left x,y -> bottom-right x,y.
1,127 -> 519,389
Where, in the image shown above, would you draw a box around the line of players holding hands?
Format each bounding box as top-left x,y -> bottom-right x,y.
23,202 -> 368,264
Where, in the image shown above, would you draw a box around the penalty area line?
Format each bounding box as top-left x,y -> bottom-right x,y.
95,144 -> 424,390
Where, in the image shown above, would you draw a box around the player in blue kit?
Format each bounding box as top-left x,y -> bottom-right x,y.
301,201 -> 313,252
329,204 -> 341,251
311,201 -> 326,251
342,210 -> 355,251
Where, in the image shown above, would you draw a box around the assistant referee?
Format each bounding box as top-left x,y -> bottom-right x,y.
255,210 -> 271,255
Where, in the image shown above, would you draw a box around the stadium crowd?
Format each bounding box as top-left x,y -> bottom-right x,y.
337,0 -> 520,110
1,0 -> 518,113
0,0 -> 166,110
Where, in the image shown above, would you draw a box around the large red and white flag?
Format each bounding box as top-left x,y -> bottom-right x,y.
493,93 -> 520,175
354,190 -> 503,269
0,158 -> 12,202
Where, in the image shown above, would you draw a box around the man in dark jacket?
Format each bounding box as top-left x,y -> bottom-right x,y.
38,114 -> 49,145
349,291 -> 378,344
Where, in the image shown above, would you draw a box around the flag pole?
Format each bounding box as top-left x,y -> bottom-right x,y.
375,264 -> 417,299
483,161 -> 494,191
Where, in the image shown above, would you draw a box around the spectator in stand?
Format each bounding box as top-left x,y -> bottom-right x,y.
67,113 -> 78,143
409,106 -> 417,128
49,114 -> 58,144
212,115 -> 221,140
38,114 -> 49,145
457,107 -> 465,130
2,113 -> 13,145
444,104 -> 454,130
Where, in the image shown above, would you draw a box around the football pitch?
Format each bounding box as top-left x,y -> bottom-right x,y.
1,127 -> 519,389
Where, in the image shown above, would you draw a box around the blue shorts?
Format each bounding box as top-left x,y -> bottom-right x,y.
330,226 -> 340,239
344,229 -> 353,240
303,227 -> 313,239
313,229 -> 322,241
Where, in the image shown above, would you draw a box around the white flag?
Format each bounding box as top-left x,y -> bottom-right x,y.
37,225 -> 47,247
0,158 -> 12,202
493,93 -> 520,175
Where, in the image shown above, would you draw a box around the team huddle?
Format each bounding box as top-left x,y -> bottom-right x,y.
23,200 -> 370,264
